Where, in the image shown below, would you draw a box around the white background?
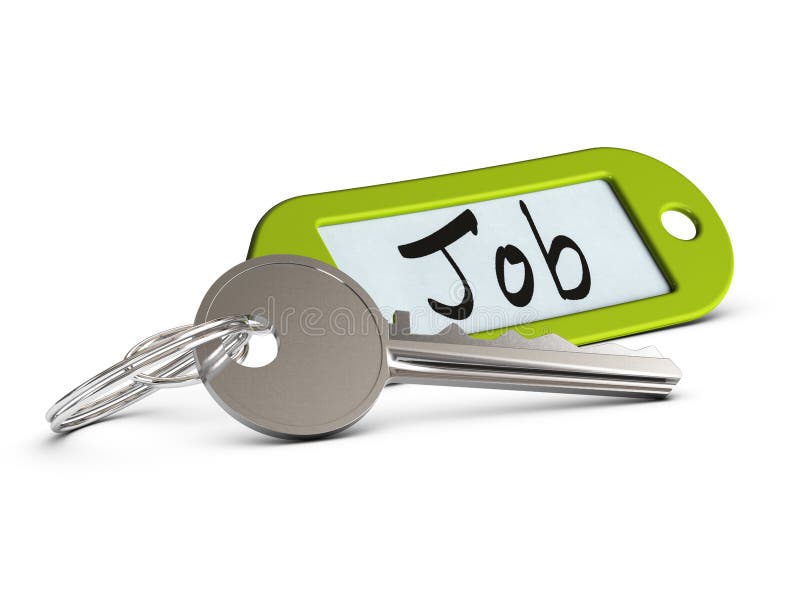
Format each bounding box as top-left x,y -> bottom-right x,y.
1,2 -> 797,614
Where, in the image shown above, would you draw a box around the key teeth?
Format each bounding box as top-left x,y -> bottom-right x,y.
580,342 -> 664,358
496,330 -> 534,347
390,311 -> 665,359
390,311 -> 579,351
642,345 -> 663,358
488,330 -> 665,358
505,332 -> 578,352
624,344 -> 662,358
433,327 -> 576,351
488,333 -> 664,358
391,311 -> 473,341
435,324 -> 472,341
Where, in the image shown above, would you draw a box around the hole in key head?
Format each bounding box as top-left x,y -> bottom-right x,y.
661,208 -> 698,241
237,327 -> 279,368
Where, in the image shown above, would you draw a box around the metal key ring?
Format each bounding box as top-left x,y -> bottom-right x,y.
46,314 -> 270,433
127,325 -> 250,388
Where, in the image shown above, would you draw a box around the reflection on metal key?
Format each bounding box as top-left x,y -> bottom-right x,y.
48,255 -> 681,439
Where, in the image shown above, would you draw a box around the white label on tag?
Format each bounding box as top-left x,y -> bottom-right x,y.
318,180 -> 670,334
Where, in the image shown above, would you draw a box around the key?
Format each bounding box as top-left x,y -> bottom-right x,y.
191,255 -> 681,439
48,254 -> 680,437
387,311 -> 679,399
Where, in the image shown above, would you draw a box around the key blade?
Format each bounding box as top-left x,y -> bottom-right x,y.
388,311 -> 681,398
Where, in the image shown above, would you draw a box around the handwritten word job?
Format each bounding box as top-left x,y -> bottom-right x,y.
397,200 -> 591,320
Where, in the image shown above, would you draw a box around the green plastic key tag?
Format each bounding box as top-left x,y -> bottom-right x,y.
248,148 -> 733,345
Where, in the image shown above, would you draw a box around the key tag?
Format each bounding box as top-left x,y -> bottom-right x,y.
248,147 -> 733,343
47,148 -> 727,439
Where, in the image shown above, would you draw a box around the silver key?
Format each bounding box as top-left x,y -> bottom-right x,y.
194,255 -> 681,439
